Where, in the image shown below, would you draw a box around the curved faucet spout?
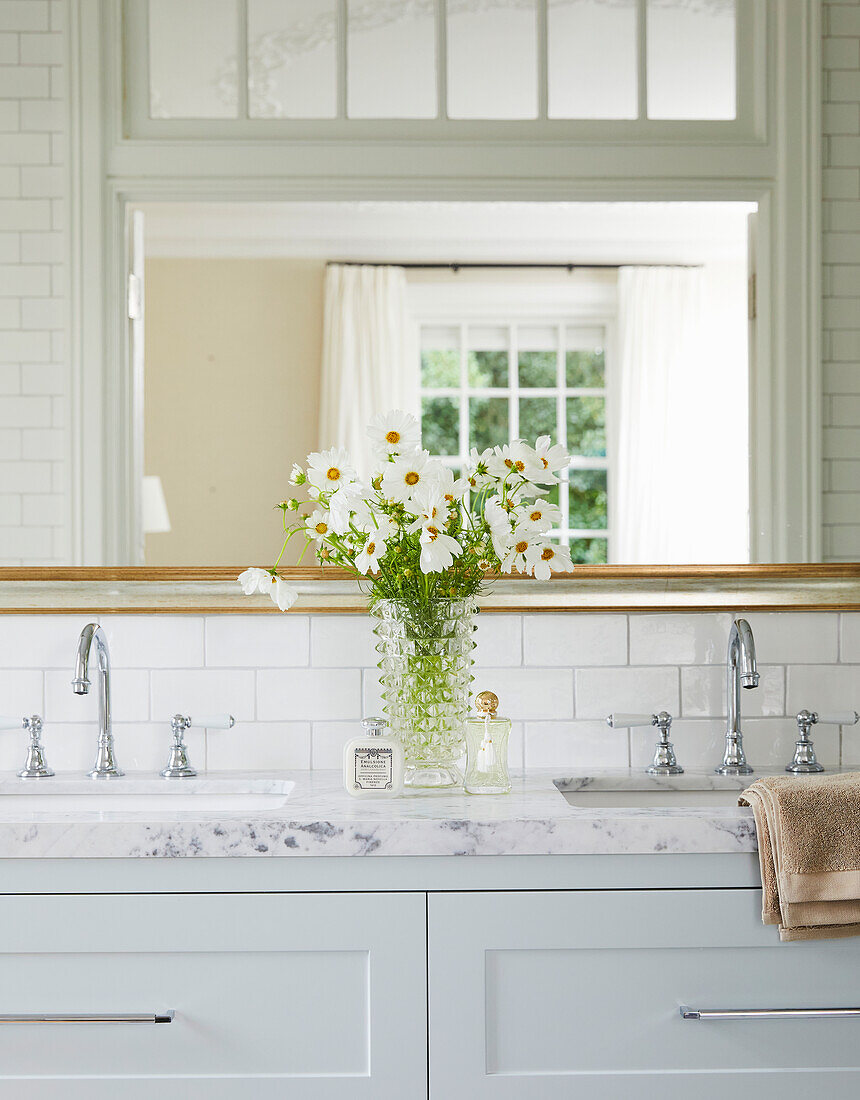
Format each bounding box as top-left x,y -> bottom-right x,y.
72,623 -> 122,779
716,618 -> 759,776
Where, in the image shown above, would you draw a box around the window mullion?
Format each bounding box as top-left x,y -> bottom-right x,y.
459,322 -> 468,467
436,0 -> 448,120
337,0 -> 348,120
537,0 -> 548,121
509,324 -> 519,444
636,0 -> 648,121
557,321 -> 569,543
236,0 -> 249,120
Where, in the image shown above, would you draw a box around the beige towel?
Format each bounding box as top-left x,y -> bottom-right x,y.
740,773 -> 860,942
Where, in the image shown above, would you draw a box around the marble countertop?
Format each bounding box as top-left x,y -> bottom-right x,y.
0,768 -> 763,859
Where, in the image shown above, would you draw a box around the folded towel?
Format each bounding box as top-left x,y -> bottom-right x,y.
740,773 -> 860,942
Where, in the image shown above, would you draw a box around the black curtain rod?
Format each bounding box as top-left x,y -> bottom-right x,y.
326,261 -> 701,271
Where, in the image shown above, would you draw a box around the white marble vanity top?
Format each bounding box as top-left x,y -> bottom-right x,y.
0,768 -> 767,859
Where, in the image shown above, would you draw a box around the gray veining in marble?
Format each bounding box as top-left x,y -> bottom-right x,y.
0,768 -> 766,859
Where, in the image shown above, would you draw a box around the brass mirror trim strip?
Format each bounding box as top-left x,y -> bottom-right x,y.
0,566 -> 857,614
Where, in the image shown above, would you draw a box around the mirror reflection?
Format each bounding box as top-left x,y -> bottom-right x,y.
136,200 -> 753,566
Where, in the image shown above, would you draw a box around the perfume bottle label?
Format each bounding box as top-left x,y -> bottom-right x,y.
353,746 -> 394,790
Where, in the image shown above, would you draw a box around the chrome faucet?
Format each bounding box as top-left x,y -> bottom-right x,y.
72,623 -> 123,778
716,618 -> 759,775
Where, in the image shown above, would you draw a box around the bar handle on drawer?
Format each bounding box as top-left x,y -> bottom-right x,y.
0,1012 -> 175,1024
680,1005 -> 860,1021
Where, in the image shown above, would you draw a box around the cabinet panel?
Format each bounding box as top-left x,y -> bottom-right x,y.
429,889 -> 860,1099
0,893 -> 426,1100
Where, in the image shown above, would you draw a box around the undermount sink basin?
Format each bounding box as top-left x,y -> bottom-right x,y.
0,776 -> 295,814
554,774 -> 750,810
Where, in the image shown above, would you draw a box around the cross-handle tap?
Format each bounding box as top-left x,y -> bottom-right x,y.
716,618 -> 759,776
72,623 -> 123,779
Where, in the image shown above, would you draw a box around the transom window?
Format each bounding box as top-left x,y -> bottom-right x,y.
131,0 -> 747,129
419,319 -> 610,564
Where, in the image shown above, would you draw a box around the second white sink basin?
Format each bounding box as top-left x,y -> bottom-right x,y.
554,773 -> 750,810
0,776 -> 295,814
557,788 -> 743,809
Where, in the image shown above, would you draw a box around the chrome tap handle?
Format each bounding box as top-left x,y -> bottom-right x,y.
787,710 -> 859,774
606,711 -> 683,776
0,715 -> 53,778
161,714 -> 235,778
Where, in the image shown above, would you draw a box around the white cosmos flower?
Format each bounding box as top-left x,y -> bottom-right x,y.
306,447 -> 357,494
355,535 -> 384,575
307,509 -> 333,542
484,495 -> 514,559
419,527 -> 462,574
525,538 -> 574,580
237,568 -> 298,611
466,447 -> 495,491
437,466 -> 468,505
407,486 -> 447,536
499,526 -> 535,575
516,499 -> 562,533
380,449 -> 440,505
367,409 -> 421,460
289,462 -> 306,486
326,492 -> 354,535
533,435 -> 570,483
487,442 -> 543,484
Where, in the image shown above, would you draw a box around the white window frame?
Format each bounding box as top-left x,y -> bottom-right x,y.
121,0 -> 765,143
410,278 -> 615,561
67,0 -> 821,565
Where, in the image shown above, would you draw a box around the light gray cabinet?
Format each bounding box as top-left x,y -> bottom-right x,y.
428,889 -> 860,1099
0,892 -> 427,1099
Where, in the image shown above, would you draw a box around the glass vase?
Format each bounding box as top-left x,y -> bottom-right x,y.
372,598 -> 476,788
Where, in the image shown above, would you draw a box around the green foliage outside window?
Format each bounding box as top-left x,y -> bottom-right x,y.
566,349 -> 605,388
469,396 -> 508,452
567,396 -> 606,456
568,538 -> 608,564
421,349 -> 459,388
467,350 -> 508,387
421,397 -> 459,456
518,350 -> 556,388
569,469 -> 608,529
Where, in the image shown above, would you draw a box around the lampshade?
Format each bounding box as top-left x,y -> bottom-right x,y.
142,475 -> 171,534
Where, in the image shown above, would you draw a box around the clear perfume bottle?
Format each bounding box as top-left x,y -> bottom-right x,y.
464,691 -> 512,795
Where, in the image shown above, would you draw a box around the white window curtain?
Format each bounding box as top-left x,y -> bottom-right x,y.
614,265 -> 747,564
319,264 -> 418,481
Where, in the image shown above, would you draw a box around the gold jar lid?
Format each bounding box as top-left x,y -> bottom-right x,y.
475,690 -> 499,716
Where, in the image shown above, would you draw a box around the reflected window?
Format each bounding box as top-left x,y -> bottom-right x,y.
418,308 -> 611,562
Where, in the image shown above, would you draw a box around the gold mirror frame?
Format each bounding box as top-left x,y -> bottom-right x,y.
0,565 -> 857,614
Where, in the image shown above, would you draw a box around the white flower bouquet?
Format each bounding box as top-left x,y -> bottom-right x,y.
240,410 -> 572,786
239,409 -> 573,613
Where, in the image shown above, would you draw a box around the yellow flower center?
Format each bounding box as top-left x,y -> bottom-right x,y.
529,510 -> 542,521
516,540 -> 529,554
444,493 -> 453,502
405,471 -> 420,486
541,547 -> 555,561
540,456 -> 549,468
385,430 -> 400,445
514,459 -> 525,472
504,458 -> 514,469
314,522 -> 327,535
427,525 -> 439,540
367,541 -> 376,555
326,466 -> 340,481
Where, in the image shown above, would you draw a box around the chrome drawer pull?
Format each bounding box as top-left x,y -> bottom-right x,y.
681,1006 -> 860,1021
0,1012 -> 174,1024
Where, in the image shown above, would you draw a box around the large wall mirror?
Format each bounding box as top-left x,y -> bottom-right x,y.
133,199 -> 754,569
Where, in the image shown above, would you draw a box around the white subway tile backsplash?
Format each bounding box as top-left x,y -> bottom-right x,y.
150,669 -> 255,724
205,615 -> 309,668
207,722 -> 311,771
310,615 -> 377,668
311,721 -> 356,770
257,668 -> 361,722
112,722 -> 205,774
474,668 -> 573,720
787,664 -> 860,714
524,720 -> 627,770
743,717 -> 842,769
473,613 -> 521,667
101,615 -> 204,669
630,718 -> 725,771
0,3 -> 49,31
575,666 -> 679,720
45,668 -> 149,724
681,665 -> 786,718
629,613 -> 731,665
0,668 -> 43,717
0,613 -> 95,667
523,613 -> 626,667
842,614 -> 860,661
744,612 -> 840,664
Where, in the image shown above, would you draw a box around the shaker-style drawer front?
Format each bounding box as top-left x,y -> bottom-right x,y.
0,893 -> 426,1100
429,889 -> 860,1100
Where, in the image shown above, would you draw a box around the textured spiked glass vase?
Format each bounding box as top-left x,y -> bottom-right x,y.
373,598 -> 476,788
